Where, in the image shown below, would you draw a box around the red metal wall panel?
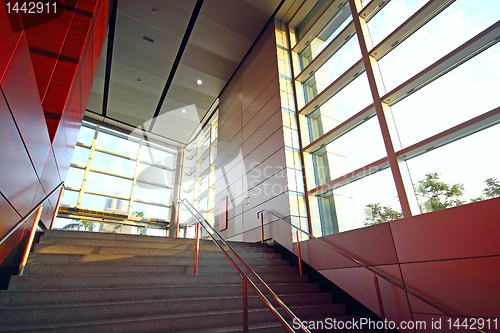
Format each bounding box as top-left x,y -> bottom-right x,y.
0,5 -> 23,82
1,34 -> 51,178
0,88 -> 40,217
390,198 -> 500,263
300,198 -> 500,327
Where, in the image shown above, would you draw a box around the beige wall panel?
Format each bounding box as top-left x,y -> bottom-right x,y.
245,148 -> 287,190
242,80 -> 280,126
241,114 -> 283,158
241,59 -> 279,113
218,105 -> 241,140
242,96 -> 281,143
242,127 -> 284,160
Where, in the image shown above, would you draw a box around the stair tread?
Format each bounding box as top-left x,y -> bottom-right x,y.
0,304 -> 344,329
0,293 -> 335,310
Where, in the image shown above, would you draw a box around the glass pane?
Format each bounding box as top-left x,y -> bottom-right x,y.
65,168 -> 85,189
198,196 -> 208,211
71,146 -> 90,166
407,123 -> 500,212
76,126 -> 95,146
299,2 -> 352,69
200,155 -> 209,172
302,35 -> 361,103
134,183 -> 172,205
379,0 -> 500,92
91,151 -> 137,178
199,174 -> 209,194
60,189 -> 79,206
137,163 -> 174,187
95,131 -> 139,157
80,193 -> 129,212
307,73 -> 373,141
316,168 -> 401,235
312,117 -> 387,183
295,0 -> 329,40
131,202 -> 170,220
392,41 -> 500,148
367,0 -> 429,47
85,172 -> 133,197
141,145 -> 175,169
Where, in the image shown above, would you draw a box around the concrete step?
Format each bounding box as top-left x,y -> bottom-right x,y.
6,273 -> 311,290
22,263 -> 297,276
26,253 -> 289,267
0,294 -> 340,326
0,304 -> 345,332
38,235 -> 274,253
33,243 -> 281,259
0,283 -> 320,306
44,230 -> 266,250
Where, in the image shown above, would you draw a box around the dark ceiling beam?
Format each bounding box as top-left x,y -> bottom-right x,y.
148,0 -> 205,133
101,0 -> 118,117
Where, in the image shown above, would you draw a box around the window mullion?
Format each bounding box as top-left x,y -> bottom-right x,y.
349,0 -> 420,217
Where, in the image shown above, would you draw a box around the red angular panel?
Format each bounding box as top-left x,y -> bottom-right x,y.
40,147 -> 61,200
0,3 -> 23,82
35,74 -> 50,101
52,56 -> 78,84
1,35 -> 51,178
70,10 -> 92,35
43,79 -> 71,113
61,29 -> 86,59
25,19 -> 68,53
0,92 -> 40,217
27,42 -> 58,79
77,0 -> 99,14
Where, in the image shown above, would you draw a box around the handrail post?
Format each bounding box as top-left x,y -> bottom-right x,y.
49,186 -> 64,229
257,211 -> 264,243
175,200 -> 180,238
194,222 -> 200,275
373,274 -> 388,333
19,206 -> 43,276
243,277 -> 248,333
296,231 -> 302,275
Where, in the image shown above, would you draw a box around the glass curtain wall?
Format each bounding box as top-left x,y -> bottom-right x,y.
59,121 -> 177,223
288,0 -> 500,236
179,114 -> 218,238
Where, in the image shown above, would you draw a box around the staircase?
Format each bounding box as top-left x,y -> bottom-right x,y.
0,230 -> 376,332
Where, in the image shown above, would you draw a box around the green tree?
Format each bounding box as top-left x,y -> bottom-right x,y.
133,209 -> 146,217
364,203 -> 403,226
62,220 -> 94,231
471,177 -> 500,202
416,172 -> 465,213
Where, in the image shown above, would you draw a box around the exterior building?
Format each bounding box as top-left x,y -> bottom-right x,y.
1,0 -> 499,331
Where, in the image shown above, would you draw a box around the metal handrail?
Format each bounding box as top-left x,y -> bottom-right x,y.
0,181 -> 64,246
256,209 -> 486,333
176,198 -> 310,333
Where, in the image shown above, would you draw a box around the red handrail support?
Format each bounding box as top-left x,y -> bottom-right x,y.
296,230 -> 302,275
373,274 -> 388,333
243,277 -> 248,333
19,206 -> 43,276
49,186 -> 65,229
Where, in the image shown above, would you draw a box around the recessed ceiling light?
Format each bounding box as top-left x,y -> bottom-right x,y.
170,131 -> 174,134
197,79 -> 202,85
182,109 -> 186,113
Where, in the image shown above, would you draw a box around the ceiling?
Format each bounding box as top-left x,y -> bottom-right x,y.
85,0 -> 302,148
